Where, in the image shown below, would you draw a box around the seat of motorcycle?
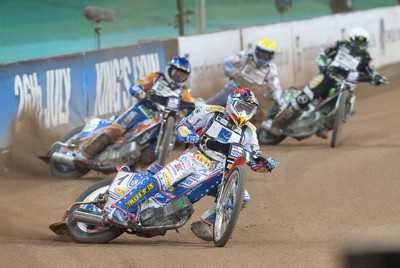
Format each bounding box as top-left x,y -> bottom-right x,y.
147,163 -> 164,174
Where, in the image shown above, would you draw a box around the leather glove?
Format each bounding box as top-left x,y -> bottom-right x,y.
315,54 -> 328,71
250,157 -> 279,173
134,90 -> 146,100
371,73 -> 388,86
185,133 -> 199,144
129,84 -> 146,100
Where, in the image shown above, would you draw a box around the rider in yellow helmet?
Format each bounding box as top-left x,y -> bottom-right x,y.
206,37 -> 283,110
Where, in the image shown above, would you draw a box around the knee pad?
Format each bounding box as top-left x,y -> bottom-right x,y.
294,86 -> 314,109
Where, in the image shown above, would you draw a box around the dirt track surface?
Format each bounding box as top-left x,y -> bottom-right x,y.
0,64 -> 399,268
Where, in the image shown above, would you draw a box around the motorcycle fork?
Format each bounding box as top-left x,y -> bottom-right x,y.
333,86 -> 352,123
154,114 -> 167,155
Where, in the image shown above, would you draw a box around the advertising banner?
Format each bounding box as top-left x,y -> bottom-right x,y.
0,43 -> 165,147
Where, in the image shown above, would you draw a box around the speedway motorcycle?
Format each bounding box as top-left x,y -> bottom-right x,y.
40,89 -> 195,179
49,139 -> 251,247
257,71 -> 388,147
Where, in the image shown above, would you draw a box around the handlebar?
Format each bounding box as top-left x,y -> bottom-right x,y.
179,101 -> 196,111
145,93 -> 196,111
200,137 -> 255,162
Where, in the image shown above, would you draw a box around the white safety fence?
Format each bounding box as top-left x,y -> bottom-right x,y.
179,6 -> 400,96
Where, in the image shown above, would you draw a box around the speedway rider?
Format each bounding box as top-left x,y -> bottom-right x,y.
75,56 -> 193,166
268,27 -> 388,138
112,87 -> 279,241
206,37 -> 283,109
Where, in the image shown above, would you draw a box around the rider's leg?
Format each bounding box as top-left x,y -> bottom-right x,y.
113,150 -> 201,222
269,74 -> 330,136
191,190 -> 251,241
75,124 -> 124,166
75,104 -> 149,166
268,92 -> 309,136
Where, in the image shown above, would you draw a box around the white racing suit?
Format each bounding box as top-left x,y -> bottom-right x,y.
206,51 -> 283,107
155,105 -> 266,225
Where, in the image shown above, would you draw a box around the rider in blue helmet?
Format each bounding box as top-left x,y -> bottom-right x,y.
75,56 -> 193,166
165,56 -> 192,83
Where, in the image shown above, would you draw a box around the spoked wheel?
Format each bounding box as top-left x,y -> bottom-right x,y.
331,90 -> 350,148
49,126 -> 90,179
67,178 -> 124,243
214,166 -> 246,247
155,116 -> 175,166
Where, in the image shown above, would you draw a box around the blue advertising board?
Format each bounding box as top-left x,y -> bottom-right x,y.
0,43 -> 165,147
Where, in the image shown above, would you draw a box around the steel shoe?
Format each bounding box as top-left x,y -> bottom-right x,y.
316,128 -> 328,139
190,221 -> 213,242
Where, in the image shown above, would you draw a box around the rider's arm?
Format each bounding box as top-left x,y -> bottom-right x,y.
128,73 -> 160,99
316,41 -> 340,71
181,86 -> 194,103
223,51 -> 247,77
242,124 -> 279,173
176,105 -> 213,143
357,55 -> 388,86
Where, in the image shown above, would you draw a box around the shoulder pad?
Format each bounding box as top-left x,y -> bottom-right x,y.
244,121 -> 257,132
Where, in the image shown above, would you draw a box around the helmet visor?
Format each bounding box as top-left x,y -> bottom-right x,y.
352,35 -> 368,48
169,66 -> 189,83
255,47 -> 275,62
234,101 -> 257,117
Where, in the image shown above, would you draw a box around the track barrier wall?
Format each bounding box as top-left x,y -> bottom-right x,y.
0,6 -> 399,148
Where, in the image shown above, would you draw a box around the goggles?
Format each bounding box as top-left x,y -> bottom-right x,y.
169,66 -> 189,83
255,47 -> 275,62
233,100 -> 257,117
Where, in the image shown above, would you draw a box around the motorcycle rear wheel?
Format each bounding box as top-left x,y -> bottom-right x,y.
50,126 -> 89,179
331,90 -> 350,148
67,178 -> 124,243
155,116 -> 175,166
213,166 -> 246,247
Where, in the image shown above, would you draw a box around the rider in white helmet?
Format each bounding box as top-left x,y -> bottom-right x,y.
269,27 -> 388,139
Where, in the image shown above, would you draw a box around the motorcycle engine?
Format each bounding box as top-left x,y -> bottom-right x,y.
140,196 -> 194,227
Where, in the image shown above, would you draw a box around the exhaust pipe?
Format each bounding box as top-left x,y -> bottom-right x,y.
72,208 -> 108,227
51,152 -> 77,168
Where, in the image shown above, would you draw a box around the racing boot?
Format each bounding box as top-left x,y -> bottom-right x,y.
268,103 -> 301,136
191,192 -> 250,242
190,220 -> 213,242
316,128 -> 328,139
75,133 -> 111,167
75,125 -> 124,167
191,208 -> 216,242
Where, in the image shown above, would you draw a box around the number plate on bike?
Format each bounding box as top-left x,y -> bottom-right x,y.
229,144 -> 245,158
166,97 -> 180,111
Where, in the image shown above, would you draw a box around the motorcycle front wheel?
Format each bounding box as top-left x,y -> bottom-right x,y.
331,90 -> 350,148
67,178 -> 124,243
155,116 -> 175,166
214,166 -> 246,247
50,126 -> 90,179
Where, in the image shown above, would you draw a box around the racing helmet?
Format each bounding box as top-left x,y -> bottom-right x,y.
165,56 -> 191,83
349,27 -> 370,50
254,37 -> 277,66
226,87 -> 259,127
